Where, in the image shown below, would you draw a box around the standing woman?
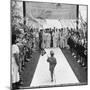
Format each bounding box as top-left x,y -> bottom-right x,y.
59,29 -> 61,47
53,31 -> 57,48
60,30 -> 64,48
50,30 -> 53,48
47,33 -> 49,48
64,28 -> 68,48
44,30 -> 47,48
35,29 -> 39,50
12,34 -> 20,89
46,32 -> 49,48
32,29 -> 36,50
56,29 -> 59,47
42,30 -> 45,49
48,32 -> 51,48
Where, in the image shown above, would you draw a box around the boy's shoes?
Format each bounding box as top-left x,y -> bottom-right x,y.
51,79 -> 53,82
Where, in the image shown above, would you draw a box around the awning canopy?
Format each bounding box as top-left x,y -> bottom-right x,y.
26,2 -> 77,20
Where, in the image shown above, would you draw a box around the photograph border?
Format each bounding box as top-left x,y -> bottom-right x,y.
10,0 -> 88,89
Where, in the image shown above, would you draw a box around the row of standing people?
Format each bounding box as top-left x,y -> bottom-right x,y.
67,31 -> 87,68
11,29 -> 34,89
40,29 -> 69,49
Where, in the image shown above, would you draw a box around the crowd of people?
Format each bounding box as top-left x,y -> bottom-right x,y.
11,24 -> 87,89
39,27 -> 70,49
67,29 -> 87,68
12,27 -> 35,89
39,27 -> 87,69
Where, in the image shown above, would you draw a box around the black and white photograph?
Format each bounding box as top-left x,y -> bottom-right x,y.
11,0 -> 88,89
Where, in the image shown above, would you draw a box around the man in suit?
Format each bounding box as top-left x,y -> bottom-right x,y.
47,50 -> 57,82
39,29 -> 43,50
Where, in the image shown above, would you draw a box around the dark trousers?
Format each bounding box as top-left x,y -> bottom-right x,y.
39,40 -> 42,50
12,82 -> 20,90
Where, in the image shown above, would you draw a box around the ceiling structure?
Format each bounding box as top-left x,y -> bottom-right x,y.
25,2 -> 77,20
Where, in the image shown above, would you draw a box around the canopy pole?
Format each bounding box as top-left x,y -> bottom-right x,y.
76,5 -> 79,31
23,1 -> 26,25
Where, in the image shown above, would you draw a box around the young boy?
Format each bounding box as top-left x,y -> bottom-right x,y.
47,50 -> 57,82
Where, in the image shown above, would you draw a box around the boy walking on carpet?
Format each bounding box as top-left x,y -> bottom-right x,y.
47,50 -> 57,82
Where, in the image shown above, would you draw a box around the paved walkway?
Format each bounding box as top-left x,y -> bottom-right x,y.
61,48 -> 87,83
30,48 -> 79,87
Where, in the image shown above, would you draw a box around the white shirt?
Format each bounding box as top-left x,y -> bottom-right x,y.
12,44 -> 19,55
12,44 -> 20,83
